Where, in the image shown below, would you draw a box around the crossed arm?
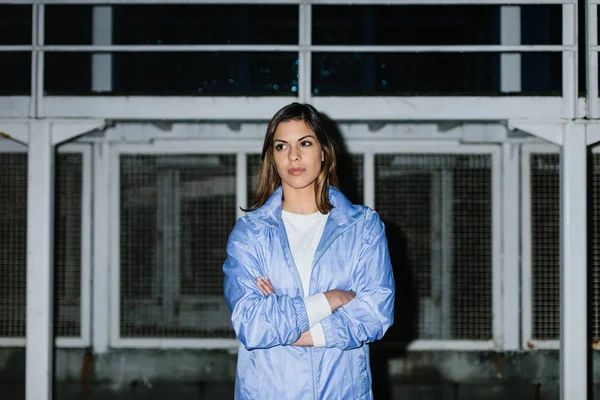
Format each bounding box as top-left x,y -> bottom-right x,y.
223,213 -> 395,350
255,276 -> 356,346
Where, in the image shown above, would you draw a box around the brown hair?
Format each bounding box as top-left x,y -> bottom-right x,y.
245,102 -> 340,214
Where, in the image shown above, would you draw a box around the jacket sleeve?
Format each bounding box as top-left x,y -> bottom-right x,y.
222,218 -> 310,350
320,210 -> 395,350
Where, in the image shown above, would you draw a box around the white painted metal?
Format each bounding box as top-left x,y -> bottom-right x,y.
298,2 -> 311,102
587,1 -> 599,118
501,143 -> 521,350
109,143 -> 121,346
92,142 -> 111,353
29,4 -> 43,118
500,6 -> 521,93
31,96 -> 585,121
559,123 -> 588,400
407,340 -> 498,351
113,338 -> 239,349
92,6 -> 113,92
491,145 -> 504,348
363,151 -> 374,209
507,121 -> 564,146
520,144 -> 560,351
562,3 -> 579,119
0,0 -> 577,4
10,44 -> 573,52
236,152 -> 247,219
25,122 -> 54,400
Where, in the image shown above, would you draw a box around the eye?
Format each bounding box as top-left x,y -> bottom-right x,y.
300,140 -> 312,147
274,143 -> 287,151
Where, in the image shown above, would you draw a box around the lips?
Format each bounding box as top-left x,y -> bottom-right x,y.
288,168 -> 306,176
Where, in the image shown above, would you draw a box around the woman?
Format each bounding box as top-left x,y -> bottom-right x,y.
222,102 -> 395,399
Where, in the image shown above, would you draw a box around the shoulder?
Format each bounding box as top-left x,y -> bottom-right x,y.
350,205 -> 385,244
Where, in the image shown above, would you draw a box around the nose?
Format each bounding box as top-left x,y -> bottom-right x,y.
289,147 -> 301,162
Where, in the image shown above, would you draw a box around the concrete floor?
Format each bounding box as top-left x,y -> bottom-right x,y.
0,382 -> 570,400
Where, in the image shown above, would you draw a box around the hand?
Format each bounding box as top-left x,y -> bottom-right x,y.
324,289 -> 356,313
256,276 -> 275,296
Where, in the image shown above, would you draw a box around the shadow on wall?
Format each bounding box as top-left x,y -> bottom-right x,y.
321,114 -> 420,400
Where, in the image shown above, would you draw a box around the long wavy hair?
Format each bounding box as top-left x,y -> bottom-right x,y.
245,102 -> 340,214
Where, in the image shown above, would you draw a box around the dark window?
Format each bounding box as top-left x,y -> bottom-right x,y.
0,5 -> 31,45
113,5 -> 298,45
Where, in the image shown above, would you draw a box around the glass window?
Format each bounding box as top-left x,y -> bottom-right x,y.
113,5 -> 298,45
0,5 -> 31,45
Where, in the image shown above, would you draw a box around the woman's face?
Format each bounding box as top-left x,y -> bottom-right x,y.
272,119 -> 324,194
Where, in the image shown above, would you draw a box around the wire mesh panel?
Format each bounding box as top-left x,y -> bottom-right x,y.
119,154 -> 236,338
0,153 -> 27,338
592,152 -> 600,341
375,154 -> 492,340
0,150 -> 83,339
55,153 -> 83,337
529,153 -> 560,340
247,153 -> 364,207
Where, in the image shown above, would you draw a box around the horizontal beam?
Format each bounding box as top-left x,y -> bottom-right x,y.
0,44 -> 574,53
0,96 -> 586,121
0,0 -> 575,4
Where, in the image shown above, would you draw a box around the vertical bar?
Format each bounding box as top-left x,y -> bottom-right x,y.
586,1 -> 598,118
157,170 -> 179,326
500,6 -> 522,93
236,152 -> 247,220
109,146 -> 121,345
30,3 -> 44,117
92,6 -> 113,92
80,146 -> 92,346
92,142 -> 110,353
491,147 -> 503,348
298,1 -> 312,103
502,143 -> 521,350
520,146 -> 534,349
562,3 -> 579,118
429,171 -> 443,338
440,169 -> 453,340
25,121 -> 54,400
560,122 -> 588,400
363,151 -> 374,209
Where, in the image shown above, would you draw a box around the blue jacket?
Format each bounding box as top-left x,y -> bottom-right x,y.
223,186 -> 395,400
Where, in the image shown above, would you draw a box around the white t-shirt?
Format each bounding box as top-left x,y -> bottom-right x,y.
282,209 -> 332,347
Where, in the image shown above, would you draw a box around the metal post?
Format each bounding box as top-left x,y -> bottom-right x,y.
562,3 -> 578,118
236,152 -> 247,220
586,0 -> 598,118
298,1 -> 312,103
559,122 -> 587,400
92,6 -> 113,92
500,6 -> 521,93
30,3 -> 44,118
25,121 -> 55,400
502,143 -> 520,350
92,142 -> 110,353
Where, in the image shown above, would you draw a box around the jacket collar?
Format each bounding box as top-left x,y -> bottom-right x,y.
247,185 -> 362,230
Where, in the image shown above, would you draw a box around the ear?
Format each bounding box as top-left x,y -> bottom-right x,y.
321,151 -> 324,162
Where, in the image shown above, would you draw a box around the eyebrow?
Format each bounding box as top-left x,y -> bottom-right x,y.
273,135 -> 316,143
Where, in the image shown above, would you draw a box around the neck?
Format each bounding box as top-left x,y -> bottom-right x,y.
282,184 -> 319,214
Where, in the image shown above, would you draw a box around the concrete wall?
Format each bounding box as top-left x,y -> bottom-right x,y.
0,347 -> 592,399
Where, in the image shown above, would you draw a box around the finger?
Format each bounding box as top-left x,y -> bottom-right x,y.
264,277 -> 275,293
256,278 -> 269,296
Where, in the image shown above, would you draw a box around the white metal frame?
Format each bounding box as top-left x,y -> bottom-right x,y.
521,143 -> 561,351
107,135 -> 501,351
0,140 -> 92,348
0,0 -> 588,122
